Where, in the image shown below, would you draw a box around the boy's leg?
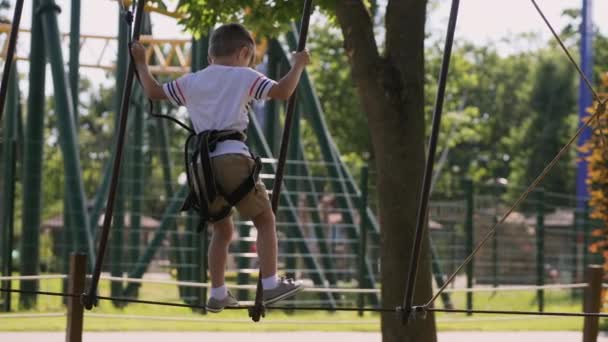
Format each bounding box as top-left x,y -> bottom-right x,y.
209,215 -> 234,288
252,207 -> 304,305
251,208 -> 277,279
206,215 -> 239,312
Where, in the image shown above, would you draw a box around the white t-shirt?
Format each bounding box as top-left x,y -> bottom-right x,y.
163,64 -> 277,157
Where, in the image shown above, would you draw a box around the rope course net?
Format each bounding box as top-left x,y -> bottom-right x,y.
1,0 -> 607,327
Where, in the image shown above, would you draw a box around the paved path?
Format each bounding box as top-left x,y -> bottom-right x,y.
1,332 -> 607,342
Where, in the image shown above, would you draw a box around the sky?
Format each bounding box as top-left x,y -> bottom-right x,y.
12,0 -> 608,45
6,0 -> 608,90
431,0 -> 608,46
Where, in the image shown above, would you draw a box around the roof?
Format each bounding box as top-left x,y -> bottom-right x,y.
524,208 -> 574,227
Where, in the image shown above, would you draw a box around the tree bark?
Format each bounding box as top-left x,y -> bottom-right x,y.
335,1 -> 436,341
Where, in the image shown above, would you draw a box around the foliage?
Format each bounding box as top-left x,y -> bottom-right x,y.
585,73 -> 608,272
171,0 -> 321,37
425,40 -> 538,196
506,55 -> 577,202
304,21 -> 370,160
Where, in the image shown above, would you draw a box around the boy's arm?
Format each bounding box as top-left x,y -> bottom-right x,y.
130,42 -> 167,101
267,50 -> 311,100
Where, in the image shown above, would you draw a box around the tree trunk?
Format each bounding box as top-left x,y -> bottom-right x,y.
335,1 -> 436,341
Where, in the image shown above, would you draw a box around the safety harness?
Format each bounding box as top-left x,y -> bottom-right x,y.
181,130 -> 263,226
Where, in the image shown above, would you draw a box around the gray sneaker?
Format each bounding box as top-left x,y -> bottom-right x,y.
206,291 -> 239,313
263,277 -> 304,305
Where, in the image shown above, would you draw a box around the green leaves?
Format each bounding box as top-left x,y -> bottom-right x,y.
173,0 -> 318,37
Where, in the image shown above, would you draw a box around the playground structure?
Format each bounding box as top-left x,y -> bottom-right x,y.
0,0 -> 607,340
0,0 -> 384,312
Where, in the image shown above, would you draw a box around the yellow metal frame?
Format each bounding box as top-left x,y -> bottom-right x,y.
0,23 -> 191,75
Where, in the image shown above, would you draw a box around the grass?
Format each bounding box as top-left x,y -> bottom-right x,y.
0,277 -> 603,332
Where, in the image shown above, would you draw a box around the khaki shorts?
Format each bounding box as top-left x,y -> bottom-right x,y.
194,154 -> 270,220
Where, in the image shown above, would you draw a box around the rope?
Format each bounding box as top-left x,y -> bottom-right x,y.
427,308 -> 608,318
84,0 -> 147,310
424,0 -> 608,310
0,287 -> 395,313
251,0 -> 314,323
2,287 -> 607,319
0,0 -> 25,124
85,313 -> 378,325
402,0 -> 460,324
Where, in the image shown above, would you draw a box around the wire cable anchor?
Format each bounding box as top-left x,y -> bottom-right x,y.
397,305 -> 428,325
248,302 -> 266,322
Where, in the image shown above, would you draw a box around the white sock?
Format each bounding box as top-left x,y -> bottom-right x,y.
210,285 -> 228,300
262,274 -> 279,290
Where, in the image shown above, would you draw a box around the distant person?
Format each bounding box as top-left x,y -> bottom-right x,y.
130,23 -> 310,312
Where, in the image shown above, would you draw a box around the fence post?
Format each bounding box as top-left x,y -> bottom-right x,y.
463,178 -> 474,316
536,189 -> 545,312
357,165 -> 369,317
582,204 -> 590,268
492,214 -> 499,288
66,253 -> 86,342
582,265 -> 603,342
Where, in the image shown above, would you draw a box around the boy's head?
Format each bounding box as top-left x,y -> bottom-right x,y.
208,23 -> 256,67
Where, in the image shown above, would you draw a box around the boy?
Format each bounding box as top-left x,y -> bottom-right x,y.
130,23 -> 310,312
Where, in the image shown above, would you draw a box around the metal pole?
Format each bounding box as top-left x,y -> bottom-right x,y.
536,189 -> 545,312
65,253 -> 86,342
84,0 -> 147,309
69,0 -> 80,117
492,215 -> 499,288
576,0 -> 593,211
0,0 -> 25,124
464,178 -> 474,316
357,166 -> 369,316
582,265 -> 602,342
122,186 -> 189,298
63,0 -> 80,296
40,0 -> 95,265
285,108 -> 301,280
190,36 -> 208,308
109,4 -> 130,306
265,41 -> 281,154
401,0 -> 460,323
251,0 -> 313,323
20,0 -> 46,309
1,64 -> 18,312
128,89 -> 144,295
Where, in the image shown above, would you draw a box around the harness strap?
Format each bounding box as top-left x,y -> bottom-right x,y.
191,133 -> 210,216
199,132 -> 217,203
182,130 -> 258,225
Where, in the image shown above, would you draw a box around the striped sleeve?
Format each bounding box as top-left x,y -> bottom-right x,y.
163,78 -> 188,107
247,73 -> 277,101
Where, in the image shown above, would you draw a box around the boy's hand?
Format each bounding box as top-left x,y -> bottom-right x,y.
130,41 -> 147,65
293,49 -> 311,68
